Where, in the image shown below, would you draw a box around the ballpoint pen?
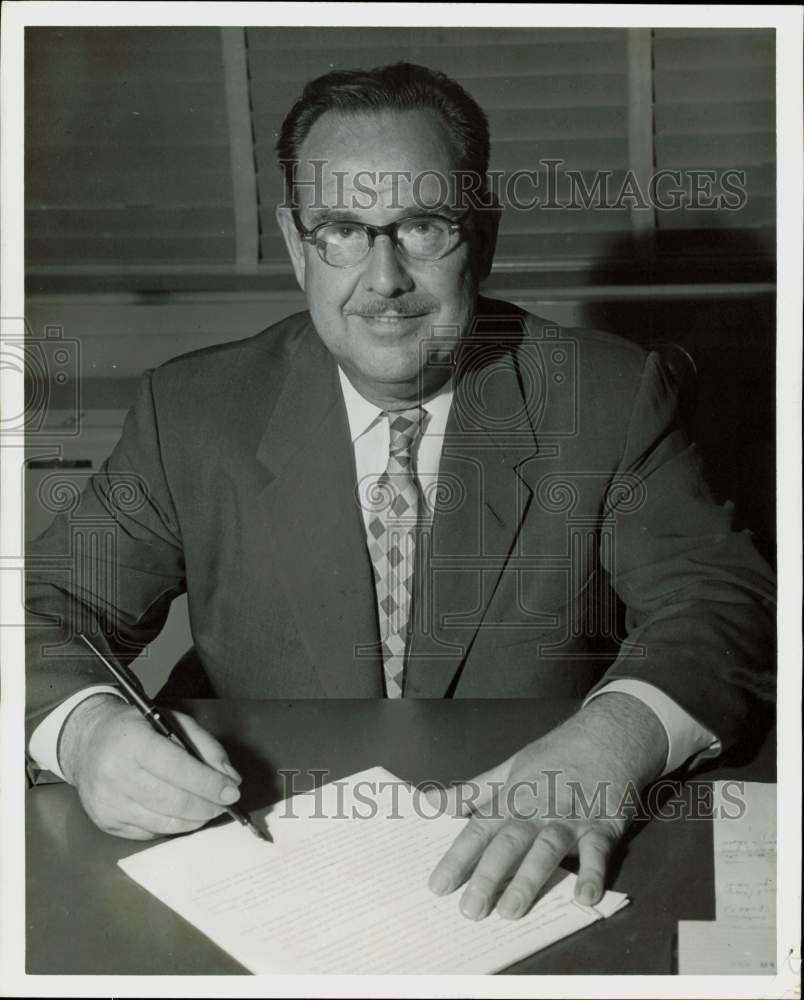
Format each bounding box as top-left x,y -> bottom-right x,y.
78,632 -> 271,842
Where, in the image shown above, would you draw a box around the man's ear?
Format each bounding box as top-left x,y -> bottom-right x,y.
275,206 -> 306,291
472,196 -> 502,283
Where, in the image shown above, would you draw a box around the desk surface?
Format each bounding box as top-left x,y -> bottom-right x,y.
26,698 -> 775,975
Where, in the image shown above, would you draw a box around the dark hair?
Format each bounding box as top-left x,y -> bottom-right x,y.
276,62 -> 490,204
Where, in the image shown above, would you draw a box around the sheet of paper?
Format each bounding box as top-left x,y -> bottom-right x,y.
713,780 -> 776,928
677,922 -> 776,975
119,766 -> 629,975
677,781 -> 777,976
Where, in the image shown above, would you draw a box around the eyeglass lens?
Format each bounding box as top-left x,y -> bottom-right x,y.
315,217 -> 454,266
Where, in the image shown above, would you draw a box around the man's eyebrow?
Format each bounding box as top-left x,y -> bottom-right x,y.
305,207 -> 463,225
306,209 -> 362,225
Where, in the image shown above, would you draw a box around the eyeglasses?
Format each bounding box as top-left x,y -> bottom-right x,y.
291,210 -> 469,268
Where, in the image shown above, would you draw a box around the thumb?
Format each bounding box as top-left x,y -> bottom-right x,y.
169,711 -> 242,783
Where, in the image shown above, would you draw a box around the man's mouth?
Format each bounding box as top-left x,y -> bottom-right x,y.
346,299 -> 437,324
349,311 -> 432,333
358,312 -> 426,321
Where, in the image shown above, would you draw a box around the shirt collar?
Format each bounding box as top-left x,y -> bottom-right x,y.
337,366 -> 454,443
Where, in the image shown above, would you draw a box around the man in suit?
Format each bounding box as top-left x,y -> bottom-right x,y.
25,63 -> 774,921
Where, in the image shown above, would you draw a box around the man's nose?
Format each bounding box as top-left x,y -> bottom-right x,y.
361,235 -> 414,297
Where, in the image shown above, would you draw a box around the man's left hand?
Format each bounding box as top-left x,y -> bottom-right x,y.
427,692 -> 668,920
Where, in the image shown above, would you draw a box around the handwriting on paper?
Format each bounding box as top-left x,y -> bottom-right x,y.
714,781 -> 776,928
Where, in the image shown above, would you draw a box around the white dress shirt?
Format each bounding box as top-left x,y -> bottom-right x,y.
28,366 -> 720,780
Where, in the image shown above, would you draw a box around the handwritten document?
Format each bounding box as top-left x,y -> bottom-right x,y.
713,780 -> 776,928
119,767 -> 629,974
678,781 -> 776,975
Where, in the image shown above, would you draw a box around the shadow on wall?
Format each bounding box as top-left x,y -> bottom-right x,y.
579,230 -> 777,767
581,229 -> 776,570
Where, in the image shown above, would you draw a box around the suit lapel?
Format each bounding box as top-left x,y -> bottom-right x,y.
252,305 -> 540,699
254,327 -> 382,697
406,319 -> 539,697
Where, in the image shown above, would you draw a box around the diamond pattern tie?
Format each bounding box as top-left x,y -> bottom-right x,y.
366,408 -> 426,698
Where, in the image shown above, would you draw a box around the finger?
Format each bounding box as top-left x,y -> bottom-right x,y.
428,814 -> 504,898
102,822 -> 158,841
86,779 -> 221,838
460,818 -> 537,920
574,829 -> 614,907
497,821 -> 576,919
98,814 -> 184,841
80,792 -> 186,842
117,795 -> 212,837
127,767 -> 229,823
134,729 -> 241,808
81,797 -> 157,841
170,712 -> 242,782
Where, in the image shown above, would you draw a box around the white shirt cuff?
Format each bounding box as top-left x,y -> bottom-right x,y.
28,685 -> 125,781
584,678 -> 721,776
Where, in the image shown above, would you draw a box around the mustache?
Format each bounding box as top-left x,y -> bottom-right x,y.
344,298 -> 439,317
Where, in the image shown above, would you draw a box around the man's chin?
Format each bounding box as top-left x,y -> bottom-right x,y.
336,317 -> 462,397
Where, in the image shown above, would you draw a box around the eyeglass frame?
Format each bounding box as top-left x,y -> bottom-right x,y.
290,208 -> 473,267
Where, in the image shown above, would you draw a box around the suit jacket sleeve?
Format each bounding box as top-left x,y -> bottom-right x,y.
590,349 -> 776,751
24,368 -> 185,736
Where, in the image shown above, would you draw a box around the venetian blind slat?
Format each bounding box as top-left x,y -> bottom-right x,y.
25,26 -> 236,269
651,28 -> 776,268
247,27 -> 632,272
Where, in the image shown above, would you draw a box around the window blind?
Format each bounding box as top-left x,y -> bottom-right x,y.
24,26 -> 777,289
25,27 -> 235,272
247,27 -> 633,273
651,28 -> 775,277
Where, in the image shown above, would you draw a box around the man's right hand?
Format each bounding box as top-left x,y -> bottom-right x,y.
58,694 -> 243,840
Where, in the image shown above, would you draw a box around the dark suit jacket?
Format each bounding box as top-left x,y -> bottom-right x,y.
25,297 -> 775,750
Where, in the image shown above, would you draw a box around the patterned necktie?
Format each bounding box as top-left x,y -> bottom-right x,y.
366,408 -> 426,698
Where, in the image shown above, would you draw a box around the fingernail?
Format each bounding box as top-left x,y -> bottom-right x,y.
578,881 -> 598,905
221,763 -> 242,783
429,870 -> 453,895
220,785 -> 240,804
498,888 -> 526,920
460,886 -> 488,921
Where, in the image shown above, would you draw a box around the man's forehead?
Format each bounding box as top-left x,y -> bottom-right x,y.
292,108 -> 464,213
